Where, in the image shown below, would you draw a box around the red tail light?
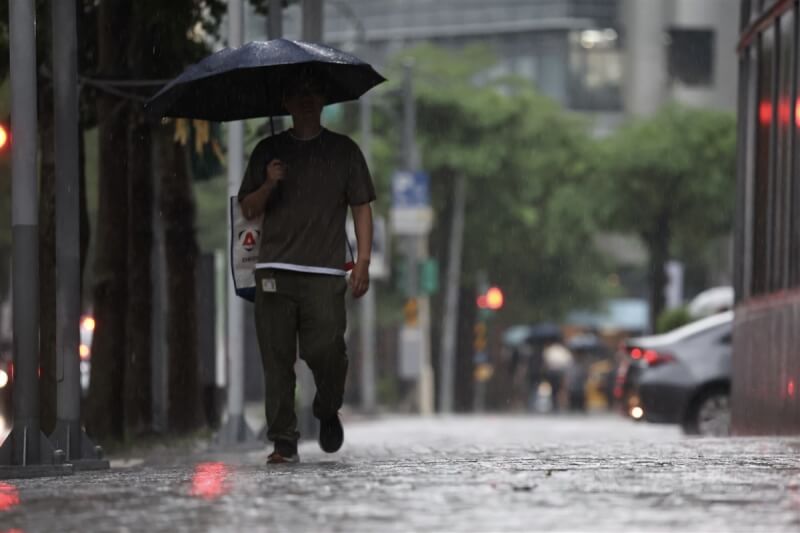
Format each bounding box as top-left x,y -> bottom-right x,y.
642,349 -> 675,367
626,346 -> 674,367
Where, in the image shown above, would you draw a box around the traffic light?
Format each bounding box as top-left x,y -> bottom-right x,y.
403,298 -> 418,326
473,312 -> 494,383
473,322 -> 487,352
485,287 -> 504,310
476,286 -> 504,311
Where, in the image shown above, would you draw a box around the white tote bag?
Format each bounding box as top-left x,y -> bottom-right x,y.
230,196 -> 262,302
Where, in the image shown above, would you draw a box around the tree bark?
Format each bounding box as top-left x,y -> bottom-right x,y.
86,0 -> 131,441
158,126 -> 202,434
454,286 -> 476,412
79,121 -> 90,286
121,0 -> 157,437
645,213 -> 671,332
124,114 -> 154,436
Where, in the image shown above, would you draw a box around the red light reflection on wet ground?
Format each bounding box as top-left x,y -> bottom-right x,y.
0,482 -> 20,511
190,462 -> 230,501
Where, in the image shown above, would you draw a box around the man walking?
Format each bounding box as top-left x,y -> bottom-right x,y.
238,73 -> 375,464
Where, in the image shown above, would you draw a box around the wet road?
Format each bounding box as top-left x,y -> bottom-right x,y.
1,415 -> 799,532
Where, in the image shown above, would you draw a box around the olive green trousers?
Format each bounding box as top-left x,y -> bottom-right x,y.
254,269 -> 348,445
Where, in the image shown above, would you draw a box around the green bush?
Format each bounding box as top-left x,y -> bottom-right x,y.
655,307 -> 693,333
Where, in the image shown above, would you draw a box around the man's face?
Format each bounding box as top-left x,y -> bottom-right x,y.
283,78 -> 325,119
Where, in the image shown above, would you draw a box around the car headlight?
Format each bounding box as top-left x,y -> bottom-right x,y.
0,369 -> 8,389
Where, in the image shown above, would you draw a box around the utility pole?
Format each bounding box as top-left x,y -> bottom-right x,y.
438,174 -> 466,413
268,0 -> 283,39
0,0 -> 63,472
359,93 -> 377,413
220,0 -> 256,446
49,0 -> 107,468
401,62 -> 434,415
302,0 -> 323,42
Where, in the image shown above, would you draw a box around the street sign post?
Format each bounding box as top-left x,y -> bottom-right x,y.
391,63 -> 434,415
390,171 -> 433,236
391,170 -> 434,413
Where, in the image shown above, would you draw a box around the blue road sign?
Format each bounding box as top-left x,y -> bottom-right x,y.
392,170 -> 430,208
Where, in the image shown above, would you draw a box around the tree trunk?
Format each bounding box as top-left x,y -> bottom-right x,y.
645,214 -> 671,332
79,121 -> 90,286
123,114 -> 154,436
158,126 -> 201,434
86,0 -> 131,441
121,0 -> 156,437
454,286 -> 476,412
38,81 -> 57,436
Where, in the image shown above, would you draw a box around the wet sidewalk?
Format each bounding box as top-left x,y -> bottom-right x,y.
1,414 -> 799,532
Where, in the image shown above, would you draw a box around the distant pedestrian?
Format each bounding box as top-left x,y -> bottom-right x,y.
543,341 -> 573,413
238,72 -> 376,464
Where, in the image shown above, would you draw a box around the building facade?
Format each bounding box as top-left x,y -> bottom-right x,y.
622,0 -> 739,117
733,0 -> 800,434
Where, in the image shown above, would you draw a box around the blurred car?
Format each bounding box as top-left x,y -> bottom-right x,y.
0,314 -> 94,426
618,312 -> 733,436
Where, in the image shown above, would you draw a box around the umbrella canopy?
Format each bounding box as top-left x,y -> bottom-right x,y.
502,325 -> 534,347
145,39 -> 386,122
527,322 -> 562,344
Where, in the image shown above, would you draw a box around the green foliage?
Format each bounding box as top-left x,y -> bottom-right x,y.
655,306 -> 693,333
595,104 -> 736,323
596,104 -> 736,244
193,173 -> 228,252
368,44 -> 613,321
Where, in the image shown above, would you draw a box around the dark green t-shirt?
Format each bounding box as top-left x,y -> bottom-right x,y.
237,129 -> 376,272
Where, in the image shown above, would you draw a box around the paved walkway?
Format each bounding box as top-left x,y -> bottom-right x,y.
1,415 -> 799,532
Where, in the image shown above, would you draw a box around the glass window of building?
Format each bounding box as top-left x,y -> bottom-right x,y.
568,28 -> 623,111
667,29 -> 715,86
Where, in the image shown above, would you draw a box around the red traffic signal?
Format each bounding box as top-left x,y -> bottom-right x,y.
0,124 -> 8,150
476,286 -> 504,311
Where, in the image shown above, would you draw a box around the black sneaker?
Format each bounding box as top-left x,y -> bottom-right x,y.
267,440 -> 299,464
318,414 -> 344,453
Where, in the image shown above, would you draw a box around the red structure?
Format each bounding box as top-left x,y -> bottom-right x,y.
734,0 -> 800,434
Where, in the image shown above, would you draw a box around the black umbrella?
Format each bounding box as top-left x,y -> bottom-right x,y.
526,322 -> 562,345
145,38 -> 386,122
